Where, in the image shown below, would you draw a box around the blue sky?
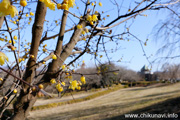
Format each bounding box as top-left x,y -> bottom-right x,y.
0,0 -> 176,72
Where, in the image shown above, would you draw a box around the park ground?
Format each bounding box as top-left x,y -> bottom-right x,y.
28,82 -> 180,120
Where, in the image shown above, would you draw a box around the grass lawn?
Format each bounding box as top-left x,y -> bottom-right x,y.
28,82 -> 180,120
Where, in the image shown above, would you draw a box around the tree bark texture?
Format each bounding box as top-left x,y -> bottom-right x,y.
0,17 -> 4,29
11,2 -> 47,120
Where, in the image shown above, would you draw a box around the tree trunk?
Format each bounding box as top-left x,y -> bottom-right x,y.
11,2 -> 47,120
11,92 -> 37,120
0,17 -> 4,29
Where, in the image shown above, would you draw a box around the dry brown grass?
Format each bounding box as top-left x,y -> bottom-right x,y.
28,83 -> 180,120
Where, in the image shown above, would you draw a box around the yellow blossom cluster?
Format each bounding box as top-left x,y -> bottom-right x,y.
68,76 -> 85,90
18,58 -> 25,63
57,0 -> 75,10
80,76 -> 86,84
87,14 -> 98,25
69,80 -> 82,90
0,0 -> 18,18
0,52 -> 8,66
39,0 -> 56,10
56,83 -> 64,92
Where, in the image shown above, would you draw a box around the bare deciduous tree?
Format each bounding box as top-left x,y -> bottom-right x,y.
0,0 -> 178,119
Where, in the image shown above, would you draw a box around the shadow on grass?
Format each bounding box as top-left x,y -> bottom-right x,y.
28,95 -> 179,120
104,97 -> 180,120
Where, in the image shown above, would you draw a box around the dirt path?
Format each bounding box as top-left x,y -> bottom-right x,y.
28,83 -> 180,120
34,90 -> 103,106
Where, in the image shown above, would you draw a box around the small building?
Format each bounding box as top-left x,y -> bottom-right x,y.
140,65 -> 153,81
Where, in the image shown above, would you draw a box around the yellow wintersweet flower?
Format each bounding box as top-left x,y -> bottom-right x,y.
80,76 -> 86,84
68,0 -> 75,8
90,21 -> 93,25
61,82 -> 65,86
13,35 -> 17,40
61,64 -> 66,69
49,2 -> 56,10
57,3 -> 62,9
43,44 -> 47,47
9,40 -> 16,44
8,5 -> 18,18
57,86 -> 63,92
92,14 -> 98,22
77,86 -> 81,90
50,78 -> 56,84
91,2 -> 94,6
0,38 -> 4,41
0,0 -> 10,16
29,17 -> 32,21
87,15 -> 92,22
13,21 -> 16,24
30,12 -> 34,16
0,78 -> 3,81
81,30 -> 86,35
56,83 -> 61,89
43,48 -> 47,52
19,58 -> 23,63
38,84 -> 44,89
13,89 -> 17,94
99,2 -> 102,7
52,54 -> 57,59
87,14 -> 98,23
0,0 -> 10,9
69,80 -> 78,90
26,13 -> 29,17
77,24 -> 82,29
13,40 -> 16,44
0,52 -> 9,66
42,0 -> 55,10
144,42 -> 147,46
72,80 -> 78,87
62,3 -> 69,10
30,55 -> 34,58
0,0 -> 18,17
20,0 -> 27,7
